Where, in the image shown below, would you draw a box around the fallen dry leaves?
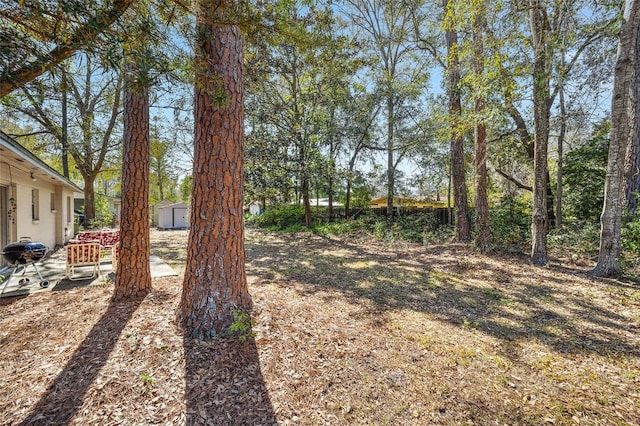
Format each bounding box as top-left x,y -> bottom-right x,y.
1,228 -> 639,425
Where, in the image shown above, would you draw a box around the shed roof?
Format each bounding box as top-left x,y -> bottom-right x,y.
157,202 -> 188,210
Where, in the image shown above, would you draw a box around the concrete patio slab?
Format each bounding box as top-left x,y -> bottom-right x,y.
1,249 -> 178,298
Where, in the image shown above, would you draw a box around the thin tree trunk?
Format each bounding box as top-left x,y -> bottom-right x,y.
345,177 -> 352,219
302,177 -> 312,228
113,58 -> 151,301
328,174 -> 334,219
386,96 -> 395,217
83,180 -> 96,225
506,105 -> 555,226
328,106 -> 336,219
345,146 -> 362,219
594,0 -> 639,276
179,0 -> 251,338
530,0 -> 550,265
61,70 -> 70,178
556,81 -> 566,229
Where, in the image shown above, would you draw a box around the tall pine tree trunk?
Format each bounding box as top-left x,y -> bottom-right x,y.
113,57 -> 151,301
594,0 -> 639,276
445,0 -> 471,242
530,0 -> 550,265
473,3 -> 490,252
179,0 -> 251,338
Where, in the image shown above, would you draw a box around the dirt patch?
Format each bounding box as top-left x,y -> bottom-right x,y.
1,228 -> 639,425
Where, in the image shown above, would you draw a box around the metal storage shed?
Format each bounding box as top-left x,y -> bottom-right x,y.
157,202 -> 189,229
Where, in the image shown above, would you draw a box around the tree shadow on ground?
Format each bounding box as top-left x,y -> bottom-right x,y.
245,232 -> 640,359
18,297 -> 145,425
183,336 -> 277,425
0,292 -> 28,304
154,229 -> 276,424
52,274 -> 111,291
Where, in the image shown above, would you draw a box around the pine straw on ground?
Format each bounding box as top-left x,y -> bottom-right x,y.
1,228 -> 639,425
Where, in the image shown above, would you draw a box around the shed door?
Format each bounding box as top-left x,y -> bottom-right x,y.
173,208 -> 188,228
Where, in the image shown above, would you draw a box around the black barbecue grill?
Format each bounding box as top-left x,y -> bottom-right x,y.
1,239 -> 49,296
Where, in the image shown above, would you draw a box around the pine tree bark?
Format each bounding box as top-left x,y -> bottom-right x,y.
529,0 -> 550,265
113,59 -> 151,301
594,0 -> 639,276
178,0 -> 251,338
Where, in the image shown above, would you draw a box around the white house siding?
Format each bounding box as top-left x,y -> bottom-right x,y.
9,170 -> 74,249
1,132 -> 81,266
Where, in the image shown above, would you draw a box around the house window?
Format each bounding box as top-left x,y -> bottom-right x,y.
50,193 -> 56,212
32,189 -> 40,221
67,196 -> 72,222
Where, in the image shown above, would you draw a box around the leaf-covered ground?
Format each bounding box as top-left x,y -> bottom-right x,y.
1,228 -> 639,425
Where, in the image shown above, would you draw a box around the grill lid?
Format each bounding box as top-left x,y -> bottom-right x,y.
1,241 -> 47,264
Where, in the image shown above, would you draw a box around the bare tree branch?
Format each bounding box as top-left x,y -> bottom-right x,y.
496,168 -> 533,191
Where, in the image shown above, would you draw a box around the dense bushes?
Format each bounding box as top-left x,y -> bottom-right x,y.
488,196 -> 531,249
547,222 -> 600,260
250,201 -> 535,249
248,205 -> 453,244
247,201 -> 640,276
563,123 -> 608,223
246,204 -> 323,232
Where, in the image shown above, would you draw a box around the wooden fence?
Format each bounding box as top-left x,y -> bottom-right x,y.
369,206 -> 453,226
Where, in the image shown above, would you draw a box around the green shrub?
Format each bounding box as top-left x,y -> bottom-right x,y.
547,221 -> 600,259
563,122 -> 608,223
313,211 -> 452,245
382,213 -> 444,243
311,217 -> 367,235
247,204 -> 324,231
622,214 -> 640,269
250,205 -> 455,246
228,310 -> 256,343
488,197 -> 531,249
